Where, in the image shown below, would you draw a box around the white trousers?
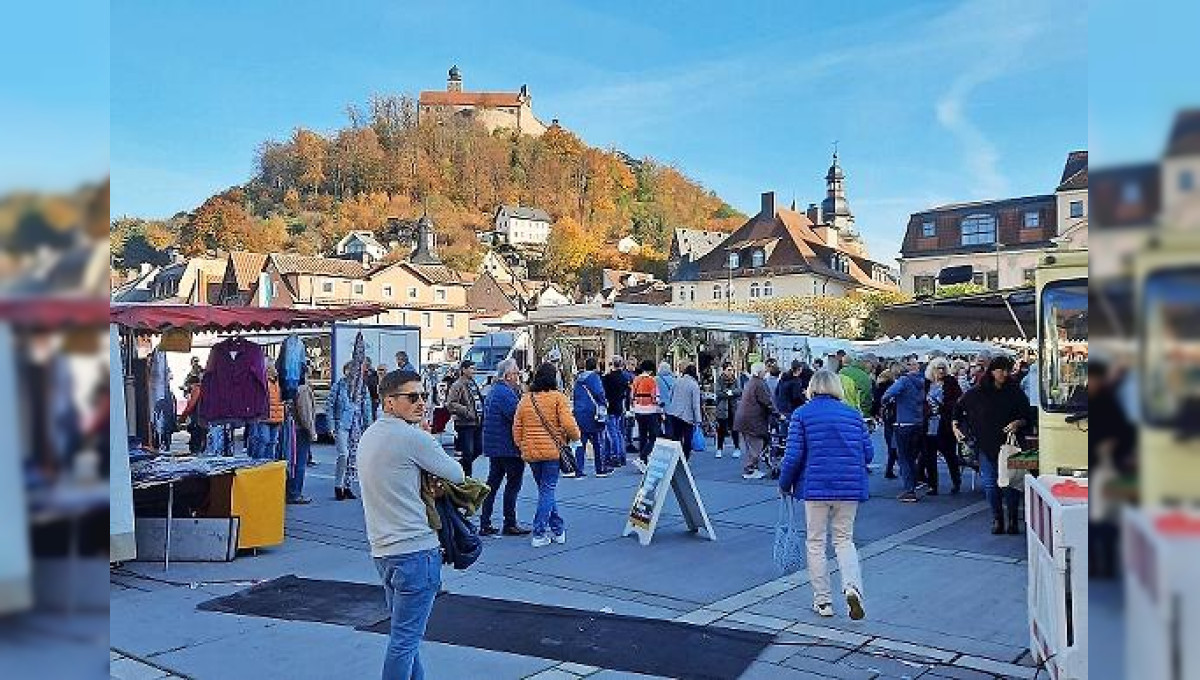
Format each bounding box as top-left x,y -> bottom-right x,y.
804,500 -> 863,606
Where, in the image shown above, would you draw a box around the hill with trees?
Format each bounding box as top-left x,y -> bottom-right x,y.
112,94 -> 745,287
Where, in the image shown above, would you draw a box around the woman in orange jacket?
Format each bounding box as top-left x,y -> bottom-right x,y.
514,362 -> 581,547
250,366 -> 285,459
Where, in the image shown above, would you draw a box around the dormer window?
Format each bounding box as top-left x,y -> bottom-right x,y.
750,249 -> 765,268
728,251 -> 740,269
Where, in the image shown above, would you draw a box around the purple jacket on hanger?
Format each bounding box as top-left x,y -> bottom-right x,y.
198,337 -> 269,422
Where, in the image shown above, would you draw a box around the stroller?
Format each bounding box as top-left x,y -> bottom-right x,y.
764,412 -> 789,479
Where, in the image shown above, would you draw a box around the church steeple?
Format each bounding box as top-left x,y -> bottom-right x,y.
409,214 -> 442,265
820,148 -> 854,231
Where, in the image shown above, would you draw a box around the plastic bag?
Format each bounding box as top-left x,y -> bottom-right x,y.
691,425 -> 707,453
998,433 -> 1024,489
773,497 -> 805,575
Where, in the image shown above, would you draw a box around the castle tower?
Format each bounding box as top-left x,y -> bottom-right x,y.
821,150 -> 855,231
447,65 -> 462,93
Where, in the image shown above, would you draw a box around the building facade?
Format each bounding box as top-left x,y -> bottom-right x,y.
897,151 -> 1087,295
493,205 -> 552,247
671,154 -> 898,307
334,230 -> 389,266
418,66 -> 547,137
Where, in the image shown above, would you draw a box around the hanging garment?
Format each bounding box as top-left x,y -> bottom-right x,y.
277,334 -> 305,400
148,351 -> 175,451
345,332 -> 369,486
198,337 -> 269,423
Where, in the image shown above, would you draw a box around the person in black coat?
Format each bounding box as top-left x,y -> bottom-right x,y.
952,356 -> 1030,535
921,357 -> 963,495
872,365 -> 899,479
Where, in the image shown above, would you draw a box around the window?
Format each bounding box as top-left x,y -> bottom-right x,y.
689,287 -> 696,302
421,312 -> 431,328
1181,170 -> 1195,192
408,287 -> 419,299
1069,200 -> 1084,218
435,287 -> 447,302
1040,280 -> 1089,414
921,220 -> 936,238
762,281 -> 773,297
712,285 -> 722,300
353,282 -> 364,295
960,214 -> 996,245
914,275 -> 936,296
728,251 -> 740,269
987,271 -> 999,290
1121,181 -> 1142,205
749,282 -> 761,298
1023,211 -> 1040,228
751,249 -> 765,268
322,281 -> 334,294
382,285 -> 393,298
445,314 -> 456,329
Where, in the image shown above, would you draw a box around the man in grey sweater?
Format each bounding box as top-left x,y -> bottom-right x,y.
358,370 -> 464,680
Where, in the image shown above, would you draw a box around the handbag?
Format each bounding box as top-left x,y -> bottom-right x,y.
998,432 -> 1024,489
531,393 -> 579,477
691,424 -> 707,453
772,497 -> 805,575
580,377 -> 608,423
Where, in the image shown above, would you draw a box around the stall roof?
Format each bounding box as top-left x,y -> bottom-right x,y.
110,304 -> 386,333
562,318 -> 683,334
877,288 -> 1035,339
0,296 -> 109,330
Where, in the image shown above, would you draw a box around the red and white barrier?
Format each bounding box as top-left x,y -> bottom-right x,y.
1124,508 -> 1200,680
1025,474 -> 1088,680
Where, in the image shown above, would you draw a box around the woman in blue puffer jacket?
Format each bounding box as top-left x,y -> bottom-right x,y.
778,369 -> 874,621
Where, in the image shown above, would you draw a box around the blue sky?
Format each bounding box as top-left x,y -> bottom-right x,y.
112,0 -> 1089,263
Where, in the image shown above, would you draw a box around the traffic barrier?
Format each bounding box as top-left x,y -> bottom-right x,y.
1025,474 -> 1088,680
1124,508 -> 1200,680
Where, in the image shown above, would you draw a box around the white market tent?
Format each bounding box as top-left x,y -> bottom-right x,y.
851,334 -> 1016,359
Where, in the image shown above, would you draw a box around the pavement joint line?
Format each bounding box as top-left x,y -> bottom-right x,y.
110,647 -> 193,679
952,653 -> 1040,678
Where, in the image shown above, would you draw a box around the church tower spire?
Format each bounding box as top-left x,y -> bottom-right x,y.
820,148 -> 855,232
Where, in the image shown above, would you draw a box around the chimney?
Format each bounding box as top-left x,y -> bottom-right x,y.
806,203 -> 823,225
760,191 -> 776,217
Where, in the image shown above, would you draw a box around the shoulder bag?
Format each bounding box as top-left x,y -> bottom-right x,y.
581,376 -> 608,423
531,394 -> 579,477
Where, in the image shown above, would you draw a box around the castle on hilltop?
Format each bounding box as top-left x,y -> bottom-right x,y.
418,65 -> 548,137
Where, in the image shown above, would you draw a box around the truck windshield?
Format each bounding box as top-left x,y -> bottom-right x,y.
465,346 -> 508,372
1040,280 -> 1088,413
1143,268 -> 1200,427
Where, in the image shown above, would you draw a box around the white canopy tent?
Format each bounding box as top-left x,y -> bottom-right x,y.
851,334 -> 1016,359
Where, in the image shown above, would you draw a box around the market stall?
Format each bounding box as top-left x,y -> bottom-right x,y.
110,304 -> 384,566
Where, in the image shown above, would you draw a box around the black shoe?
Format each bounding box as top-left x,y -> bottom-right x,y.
884,471 -> 897,480
307,458 -> 318,467
926,488 -> 939,496
287,496 -> 312,505
502,525 -> 532,536
950,483 -> 961,495
343,488 -> 357,500
992,518 -> 1005,535
1007,514 -> 1021,534
334,487 -> 345,501
480,525 -> 500,537
898,491 -> 918,503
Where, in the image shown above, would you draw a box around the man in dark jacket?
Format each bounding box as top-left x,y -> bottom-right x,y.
775,361 -> 809,419
446,360 -> 485,477
953,356 -> 1030,534
479,359 -> 531,537
883,358 -> 927,503
602,357 -> 632,468
735,362 -> 776,479
572,357 -> 610,477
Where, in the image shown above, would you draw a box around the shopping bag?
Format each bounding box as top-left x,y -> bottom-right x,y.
773,497 -> 805,575
691,425 -> 707,453
997,433 -> 1024,488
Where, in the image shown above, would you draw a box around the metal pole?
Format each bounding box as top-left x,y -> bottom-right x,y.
726,247 -> 732,313
164,481 -> 174,572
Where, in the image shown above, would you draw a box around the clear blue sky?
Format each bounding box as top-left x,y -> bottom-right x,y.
112,0 -> 1090,263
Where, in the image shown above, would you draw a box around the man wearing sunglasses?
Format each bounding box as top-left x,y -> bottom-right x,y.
357,370 -> 464,680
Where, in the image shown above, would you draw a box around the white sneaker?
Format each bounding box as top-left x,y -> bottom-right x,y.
715,450 -> 723,459
552,531 -> 566,545
731,449 -> 742,459
531,534 -> 552,548
845,588 -> 865,620
742,470 -> 766,480
633,459 -> 647,474
813,602 -> 834,617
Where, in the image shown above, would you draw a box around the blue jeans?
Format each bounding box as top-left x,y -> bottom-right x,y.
374,548 -> 442,680
893,424 -> 922,493
977,448 -> 1021,519
249,422 -> 280,460
288,428 -> 311,500
529,461 -> 564,539
575,428 -> 608,475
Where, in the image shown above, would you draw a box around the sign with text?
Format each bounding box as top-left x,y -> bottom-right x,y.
623,439 -> 716,546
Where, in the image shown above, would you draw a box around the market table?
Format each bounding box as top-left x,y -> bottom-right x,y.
131,456 -> 286,569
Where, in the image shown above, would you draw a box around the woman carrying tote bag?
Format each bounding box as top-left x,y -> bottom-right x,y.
778,370 -> 874,620
514,363 -> 582,548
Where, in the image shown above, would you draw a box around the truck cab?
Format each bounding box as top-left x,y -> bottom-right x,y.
464,331 -> 531,387
1035,249 -> 1089,476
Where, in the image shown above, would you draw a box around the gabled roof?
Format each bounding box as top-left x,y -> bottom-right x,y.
496,205 -> 552,222
370,259 -> 468,286
336,230 -> 386,253
419,91 -> 523,108
1090,162 -> 1161,228
268,253 -> 368,278
1057,151 -> 1088,191
671,227 -> 728,259
1166,109 -> 1200,157
228,251 -> 269,290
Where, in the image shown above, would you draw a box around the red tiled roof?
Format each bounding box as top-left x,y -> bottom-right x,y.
228,251 -> 269,290
419,91 -> 523,108
269,253 -> 368,278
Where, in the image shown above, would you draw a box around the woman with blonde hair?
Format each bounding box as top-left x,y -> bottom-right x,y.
779,369 -> 874,619
923,357 -> 964,494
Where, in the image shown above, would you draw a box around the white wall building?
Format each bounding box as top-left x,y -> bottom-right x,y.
494,205 -> 552,248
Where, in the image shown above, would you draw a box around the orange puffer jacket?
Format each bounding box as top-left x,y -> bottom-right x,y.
513,391 -> 581,463
266,380 -> 285,424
